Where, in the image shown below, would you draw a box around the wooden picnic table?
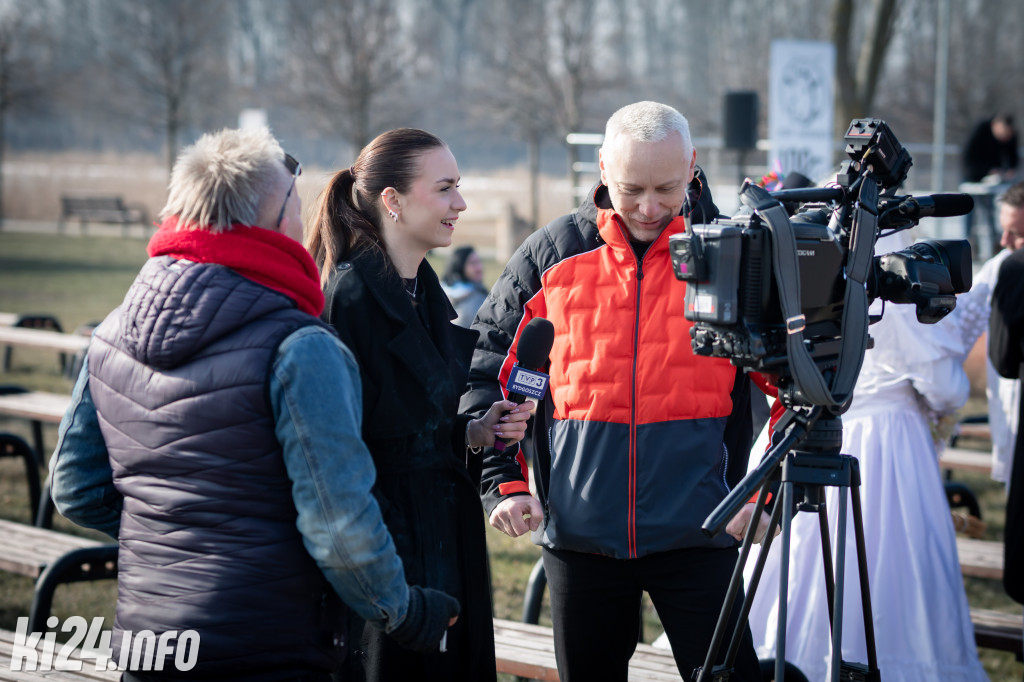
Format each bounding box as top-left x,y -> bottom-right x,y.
0,326 -> 90,355
956,536 -> 1005,581
939,446 -> 994,474
0,390 -> 70,468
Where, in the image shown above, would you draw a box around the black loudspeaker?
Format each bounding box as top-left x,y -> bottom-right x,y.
724,91 -> 759,150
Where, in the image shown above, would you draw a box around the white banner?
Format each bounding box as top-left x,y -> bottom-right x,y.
769,40 -> 836,183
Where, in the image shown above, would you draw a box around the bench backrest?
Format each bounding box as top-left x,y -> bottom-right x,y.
61,196 -> 127,213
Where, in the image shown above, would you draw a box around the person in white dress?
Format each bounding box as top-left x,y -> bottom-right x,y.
739,231 -> 989,681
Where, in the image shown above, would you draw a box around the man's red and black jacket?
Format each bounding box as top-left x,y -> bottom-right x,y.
461,172 -> 758,559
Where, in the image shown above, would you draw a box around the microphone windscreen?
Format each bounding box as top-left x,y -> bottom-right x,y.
930,193 -> 974,217
516,318 -> 555,369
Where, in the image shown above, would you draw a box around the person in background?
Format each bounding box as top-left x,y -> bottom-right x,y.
962,114 -> 1019,256
49,127 -> 459,681
441,244 -> 488,327
989,203 -> 1024,680
978,181 -> 1024,489
461,101 -> 764,681
963,114 -> 1019,185
306,127 -> 531,682
744,231 -> 989,682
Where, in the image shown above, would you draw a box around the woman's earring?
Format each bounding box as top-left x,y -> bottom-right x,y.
388,209 -> 399,222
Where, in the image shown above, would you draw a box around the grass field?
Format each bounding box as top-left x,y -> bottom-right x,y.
1,229 -> 1021,680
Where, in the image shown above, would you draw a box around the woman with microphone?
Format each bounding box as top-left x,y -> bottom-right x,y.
306,128 -> 532,682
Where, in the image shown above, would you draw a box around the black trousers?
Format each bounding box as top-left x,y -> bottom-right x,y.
542,545 -> 761,682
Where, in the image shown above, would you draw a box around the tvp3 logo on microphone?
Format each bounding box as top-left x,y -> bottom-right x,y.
506,365 -> 549,401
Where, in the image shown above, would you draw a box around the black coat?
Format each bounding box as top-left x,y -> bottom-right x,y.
322,246 -> 496,681
988,247 -> 1024,604
963,118 -> 1019,182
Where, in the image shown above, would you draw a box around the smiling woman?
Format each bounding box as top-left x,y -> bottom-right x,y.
302,129 -> 533,682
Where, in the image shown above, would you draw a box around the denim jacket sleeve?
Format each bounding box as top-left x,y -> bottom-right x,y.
49,356 -> 123,539
271,325 -> 411,632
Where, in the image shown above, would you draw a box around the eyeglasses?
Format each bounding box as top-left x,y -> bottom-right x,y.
275,153 -> 302,230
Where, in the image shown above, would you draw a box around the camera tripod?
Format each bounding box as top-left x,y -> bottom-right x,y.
694,406 -> 881,682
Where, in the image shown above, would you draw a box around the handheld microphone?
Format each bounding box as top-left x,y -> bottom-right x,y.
896,193 -> 974,219
494,317 -> 554,452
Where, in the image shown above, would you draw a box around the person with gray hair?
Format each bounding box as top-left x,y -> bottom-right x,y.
462,101 -> 764,680
49,126 -> 460,681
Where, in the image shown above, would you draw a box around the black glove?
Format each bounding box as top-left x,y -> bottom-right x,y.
389,585 -> 460,654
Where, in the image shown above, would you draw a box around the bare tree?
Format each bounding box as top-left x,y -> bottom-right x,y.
472,0 -> 608,218
0,0 -> 56,221
283,0 -> 415,151
831,0 -> 901,132
426,0 -> 478,86
99,0 -> 230,173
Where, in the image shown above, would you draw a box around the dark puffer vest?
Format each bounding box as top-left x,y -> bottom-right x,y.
88,257 -> 340,680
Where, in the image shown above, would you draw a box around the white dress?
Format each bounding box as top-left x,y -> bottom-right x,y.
743,240 -> 989,681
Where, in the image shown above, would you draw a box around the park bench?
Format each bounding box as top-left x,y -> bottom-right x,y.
0,387 -> 71,469
0,518 -> 118,634
970,608 -> 1024,659
956,536 -> 1004,581
493,617 -> 682,681
939,446 -> 994,474
58,196 -> 150,236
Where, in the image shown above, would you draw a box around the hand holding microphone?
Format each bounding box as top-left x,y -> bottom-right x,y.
493,317 -> 554,452
466,317 -> 555,452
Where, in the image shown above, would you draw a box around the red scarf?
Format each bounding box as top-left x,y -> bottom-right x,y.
148,218 -> 325,317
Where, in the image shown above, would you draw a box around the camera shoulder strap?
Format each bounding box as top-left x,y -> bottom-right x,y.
832,179 -> 876,407
738,181 -> 873,411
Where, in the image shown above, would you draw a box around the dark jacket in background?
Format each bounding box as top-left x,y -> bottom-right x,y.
988,247 -> 1024,604
963,118 -> 1019,182
321,246 -> 496,682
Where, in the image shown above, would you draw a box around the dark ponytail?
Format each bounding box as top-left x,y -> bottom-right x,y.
307,128 -> 447,287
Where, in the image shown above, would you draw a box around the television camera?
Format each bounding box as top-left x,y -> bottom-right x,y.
669,118 -> 974,410
676,119 -> 978,681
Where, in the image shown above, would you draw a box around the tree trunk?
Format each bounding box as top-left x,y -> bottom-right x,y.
0,108 -> 6,226
856,0 -> 898,115
166,97 -> 179,176
831,0 -> 860,133
527,134 -> 540,230
567,141 -> 580,211
831,0 -> 900,132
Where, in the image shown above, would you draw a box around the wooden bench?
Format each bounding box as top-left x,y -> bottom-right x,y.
956,536 -> 1004,580
0,519 -> 118,634
0,388 -> 72,474
939,446 -> 993,474
954,421 -> 992,443
58,196 -> 150,236
970,608 -> 1023,659
494,618 -> 682,681
0,627 -> 121,679
956,539 -> 1023,657
0,323 -> 91,378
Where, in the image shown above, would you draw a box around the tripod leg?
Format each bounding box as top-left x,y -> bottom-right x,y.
817,500 -> 836,629
695,483 -> 774,682
831,485 -> 849,682
776,479 -> 797,682
724,492 -> 786,666
849,475 -> 879,672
